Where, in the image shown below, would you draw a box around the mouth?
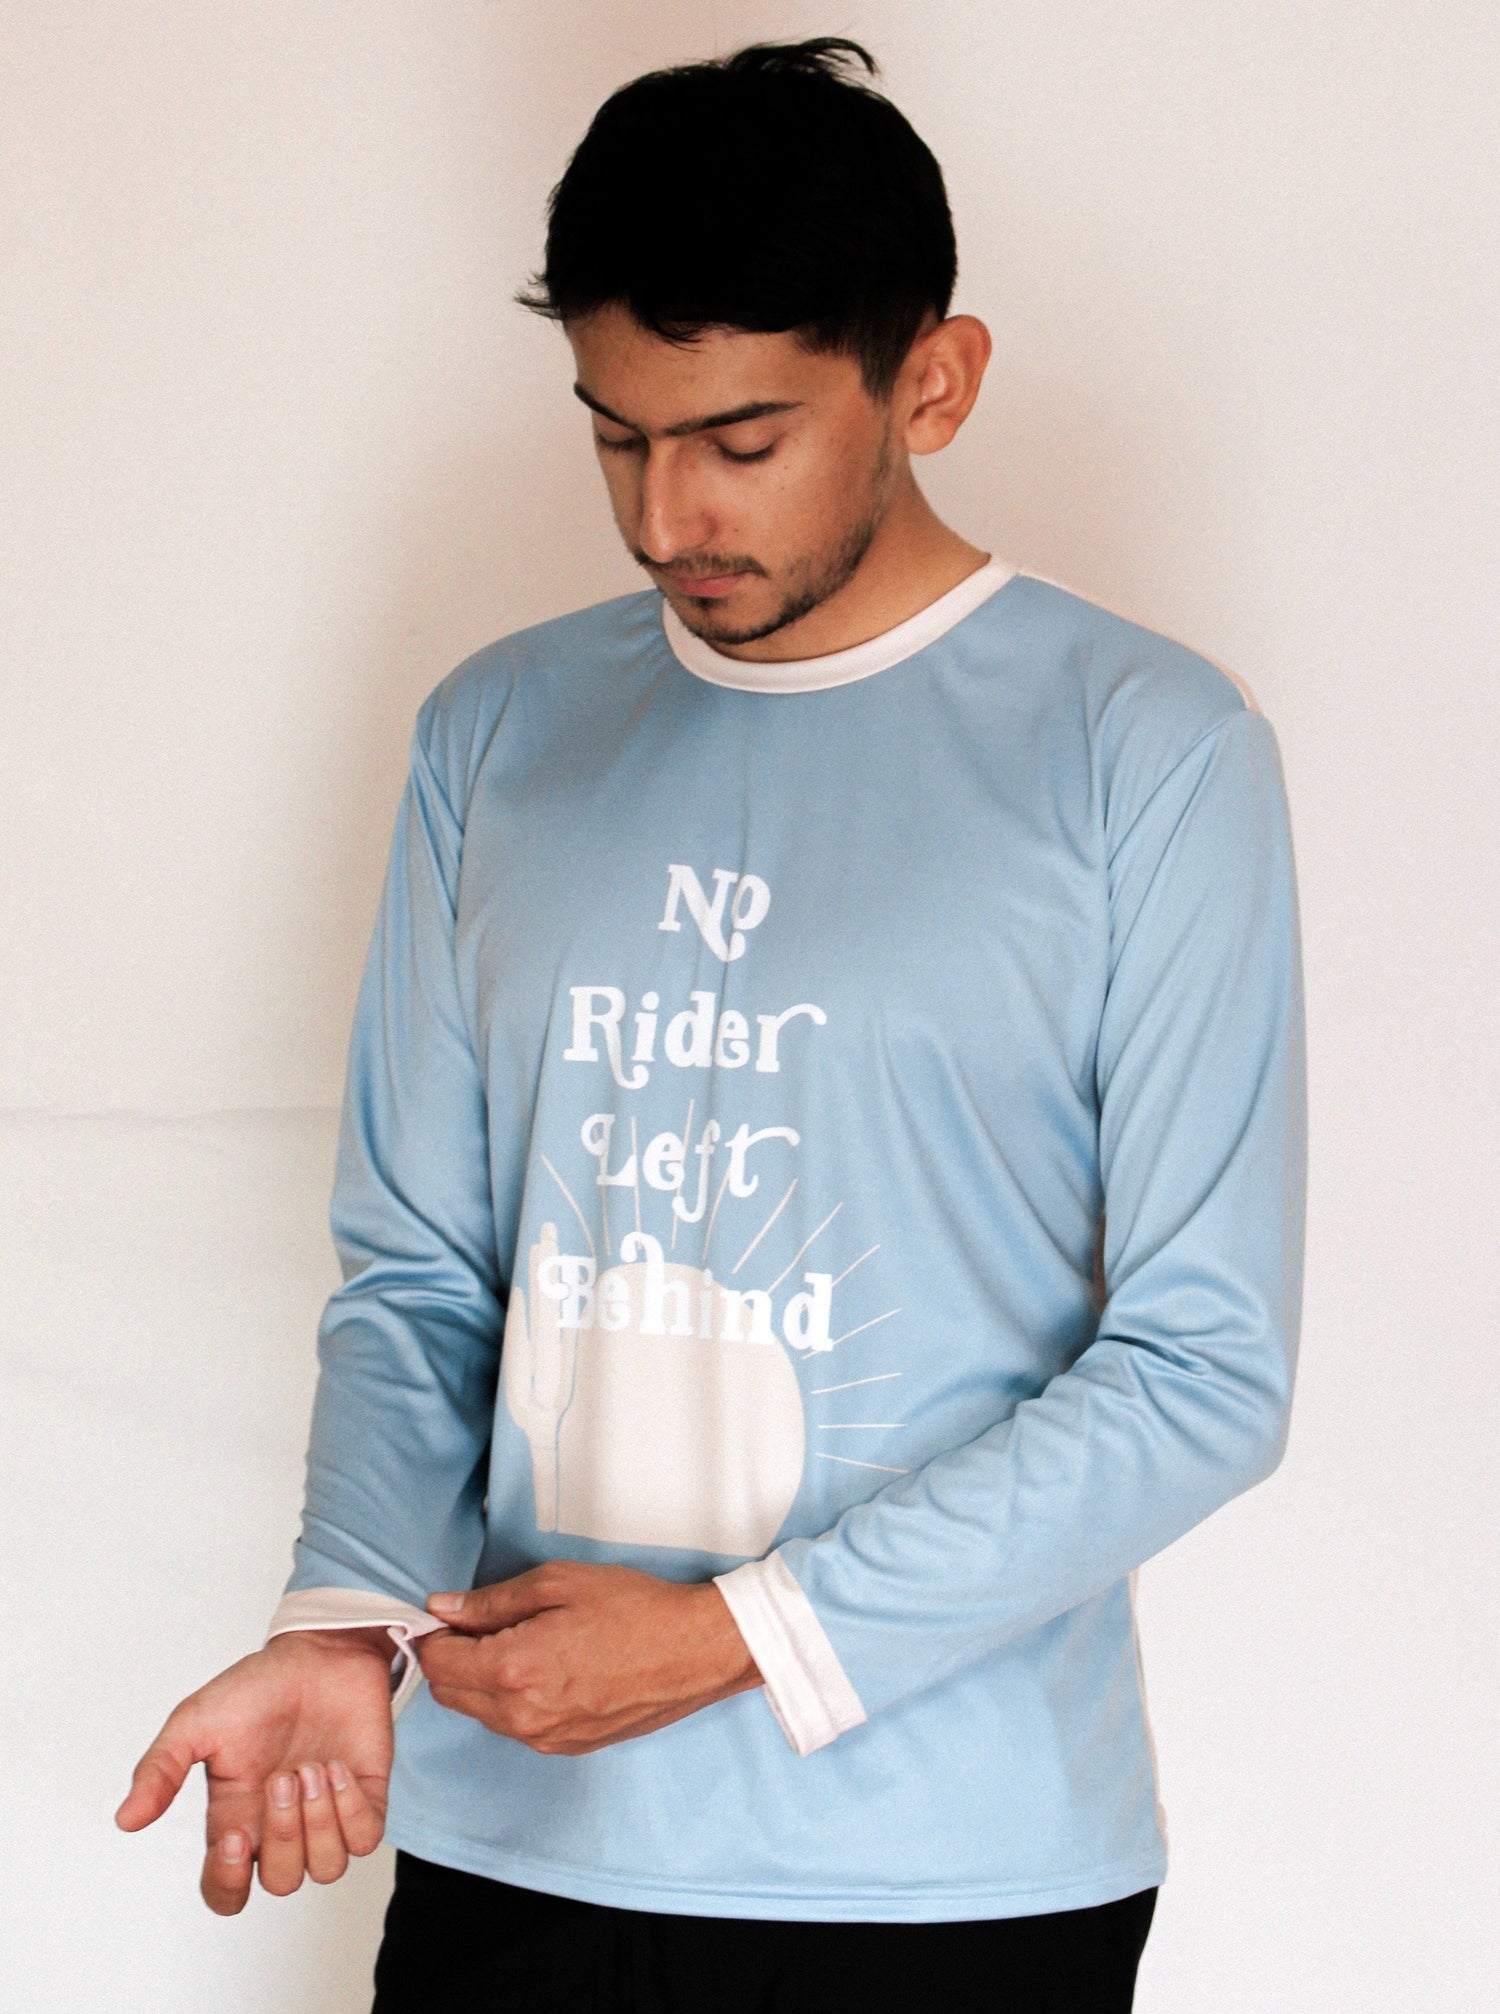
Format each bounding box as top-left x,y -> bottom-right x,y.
658,569 -> 757,600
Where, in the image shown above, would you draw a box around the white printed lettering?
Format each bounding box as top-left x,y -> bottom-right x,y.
580,1112 -> 636,1188
632,990 -> 660,1063
658,864 -> 771,962
664,990 -> 716,1068
729,875 -> 771,940
714,1008 -> 751,1068
565,987 -> 647,1090
782,1271 -> 834,1352
641,1129 -> 685,1192
563,984 -> 825,1087
725,1122 -> 800,1197
719,1286 -> 776,1345
755,1002 -> 828,1073
596,1265 -> 631,1332
538,1252 -> 597,1330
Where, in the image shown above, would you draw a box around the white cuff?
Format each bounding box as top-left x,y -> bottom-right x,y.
266,1587 -> 446,1717
713,1552 -> 866,1757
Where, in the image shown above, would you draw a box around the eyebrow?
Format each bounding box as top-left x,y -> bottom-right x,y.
573,384 -> 803,437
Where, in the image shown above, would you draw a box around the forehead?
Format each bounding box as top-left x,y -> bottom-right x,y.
565,304 -> 863,432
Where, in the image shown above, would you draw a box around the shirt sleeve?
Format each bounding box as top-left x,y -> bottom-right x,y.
265,1588 -> 446,1714
279,706 -> 503,1638
722,705 -> 1306,1754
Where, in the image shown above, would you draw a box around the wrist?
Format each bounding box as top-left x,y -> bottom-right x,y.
689,1582 -> 761,1698
268,1625 -> 394,1661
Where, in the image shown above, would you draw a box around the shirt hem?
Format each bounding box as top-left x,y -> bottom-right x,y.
384,1818 -> 1166,1922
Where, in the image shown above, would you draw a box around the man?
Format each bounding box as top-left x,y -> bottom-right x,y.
118,39 -> 1305,2013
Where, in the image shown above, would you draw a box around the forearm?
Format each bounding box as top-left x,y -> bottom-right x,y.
290,1293 -> 498,1602
756,1315 -> 1290,1731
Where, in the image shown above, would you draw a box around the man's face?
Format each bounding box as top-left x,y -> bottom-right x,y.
566,304 -> 901,650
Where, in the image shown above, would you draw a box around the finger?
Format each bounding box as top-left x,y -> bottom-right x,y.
256,1772 -> 306,1896
417,1628 -> 533,1698
415,1630 -> 491,1687
200,1828 -> 255,1916
116,1727 -> 194,1831
424,1667 -> 542,1729
327,1759 -> 385,1858
425,1675 -> 498,1712
296,1765 -> 348,1885
426,1680 -> 564,1752
427,1586 -> 503,1630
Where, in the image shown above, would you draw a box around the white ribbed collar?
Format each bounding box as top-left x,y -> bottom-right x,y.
660,557 -> 1017,693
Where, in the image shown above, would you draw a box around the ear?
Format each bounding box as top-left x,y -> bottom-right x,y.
899,315 -> 992,456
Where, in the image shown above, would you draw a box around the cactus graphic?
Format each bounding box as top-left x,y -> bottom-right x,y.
501,1220 -> 578,1531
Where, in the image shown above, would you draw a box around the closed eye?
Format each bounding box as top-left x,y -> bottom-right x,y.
592,430 -> 778,463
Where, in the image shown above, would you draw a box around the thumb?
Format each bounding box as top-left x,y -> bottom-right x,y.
427,1570 -> 560,1635
116,1719 -> 196,1832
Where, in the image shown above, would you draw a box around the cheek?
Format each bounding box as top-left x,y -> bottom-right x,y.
765,436 -> 879,546
741,436 -> 841,525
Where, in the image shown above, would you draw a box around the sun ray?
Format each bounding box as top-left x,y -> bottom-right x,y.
816,1452 -> 909,1475
808,1372 -> 903,1395
730,1178 -> 798,1276
699,1162 -> 735,1264
830,1243 -> 879,1289
539,1154 -> 597,1266
764,1201 -> 844,1293
828,1306 -> 902,1347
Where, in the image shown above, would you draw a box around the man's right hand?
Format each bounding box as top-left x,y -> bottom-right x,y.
115,1627 -> 397,1915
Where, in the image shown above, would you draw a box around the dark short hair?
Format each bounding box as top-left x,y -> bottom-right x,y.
518,38 -> 957,398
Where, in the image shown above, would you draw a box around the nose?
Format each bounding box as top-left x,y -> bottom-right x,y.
635,443 -> 714,566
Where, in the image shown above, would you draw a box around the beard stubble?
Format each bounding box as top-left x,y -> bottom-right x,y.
653,434 -> 896,650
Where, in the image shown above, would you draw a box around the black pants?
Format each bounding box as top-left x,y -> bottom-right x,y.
372,1851 -> 1157,2014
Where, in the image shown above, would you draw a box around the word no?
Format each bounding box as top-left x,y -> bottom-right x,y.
658,864 -> 770,963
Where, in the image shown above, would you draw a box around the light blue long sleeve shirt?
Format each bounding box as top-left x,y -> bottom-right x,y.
286,566 -> 1306,1919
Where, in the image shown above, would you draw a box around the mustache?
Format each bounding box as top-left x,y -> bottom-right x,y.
634,552 -> 771,586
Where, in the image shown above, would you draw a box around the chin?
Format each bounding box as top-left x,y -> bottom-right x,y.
680,610 -> 747,644
676,594 -> 795,650
674,602 -> 755,644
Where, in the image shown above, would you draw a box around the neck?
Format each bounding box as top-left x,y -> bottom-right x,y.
707,476 -> 990,663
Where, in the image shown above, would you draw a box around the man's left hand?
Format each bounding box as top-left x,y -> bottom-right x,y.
415,1563 -> 762,1755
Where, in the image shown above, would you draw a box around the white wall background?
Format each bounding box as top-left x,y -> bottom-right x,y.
2,3 -> 1495,2007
